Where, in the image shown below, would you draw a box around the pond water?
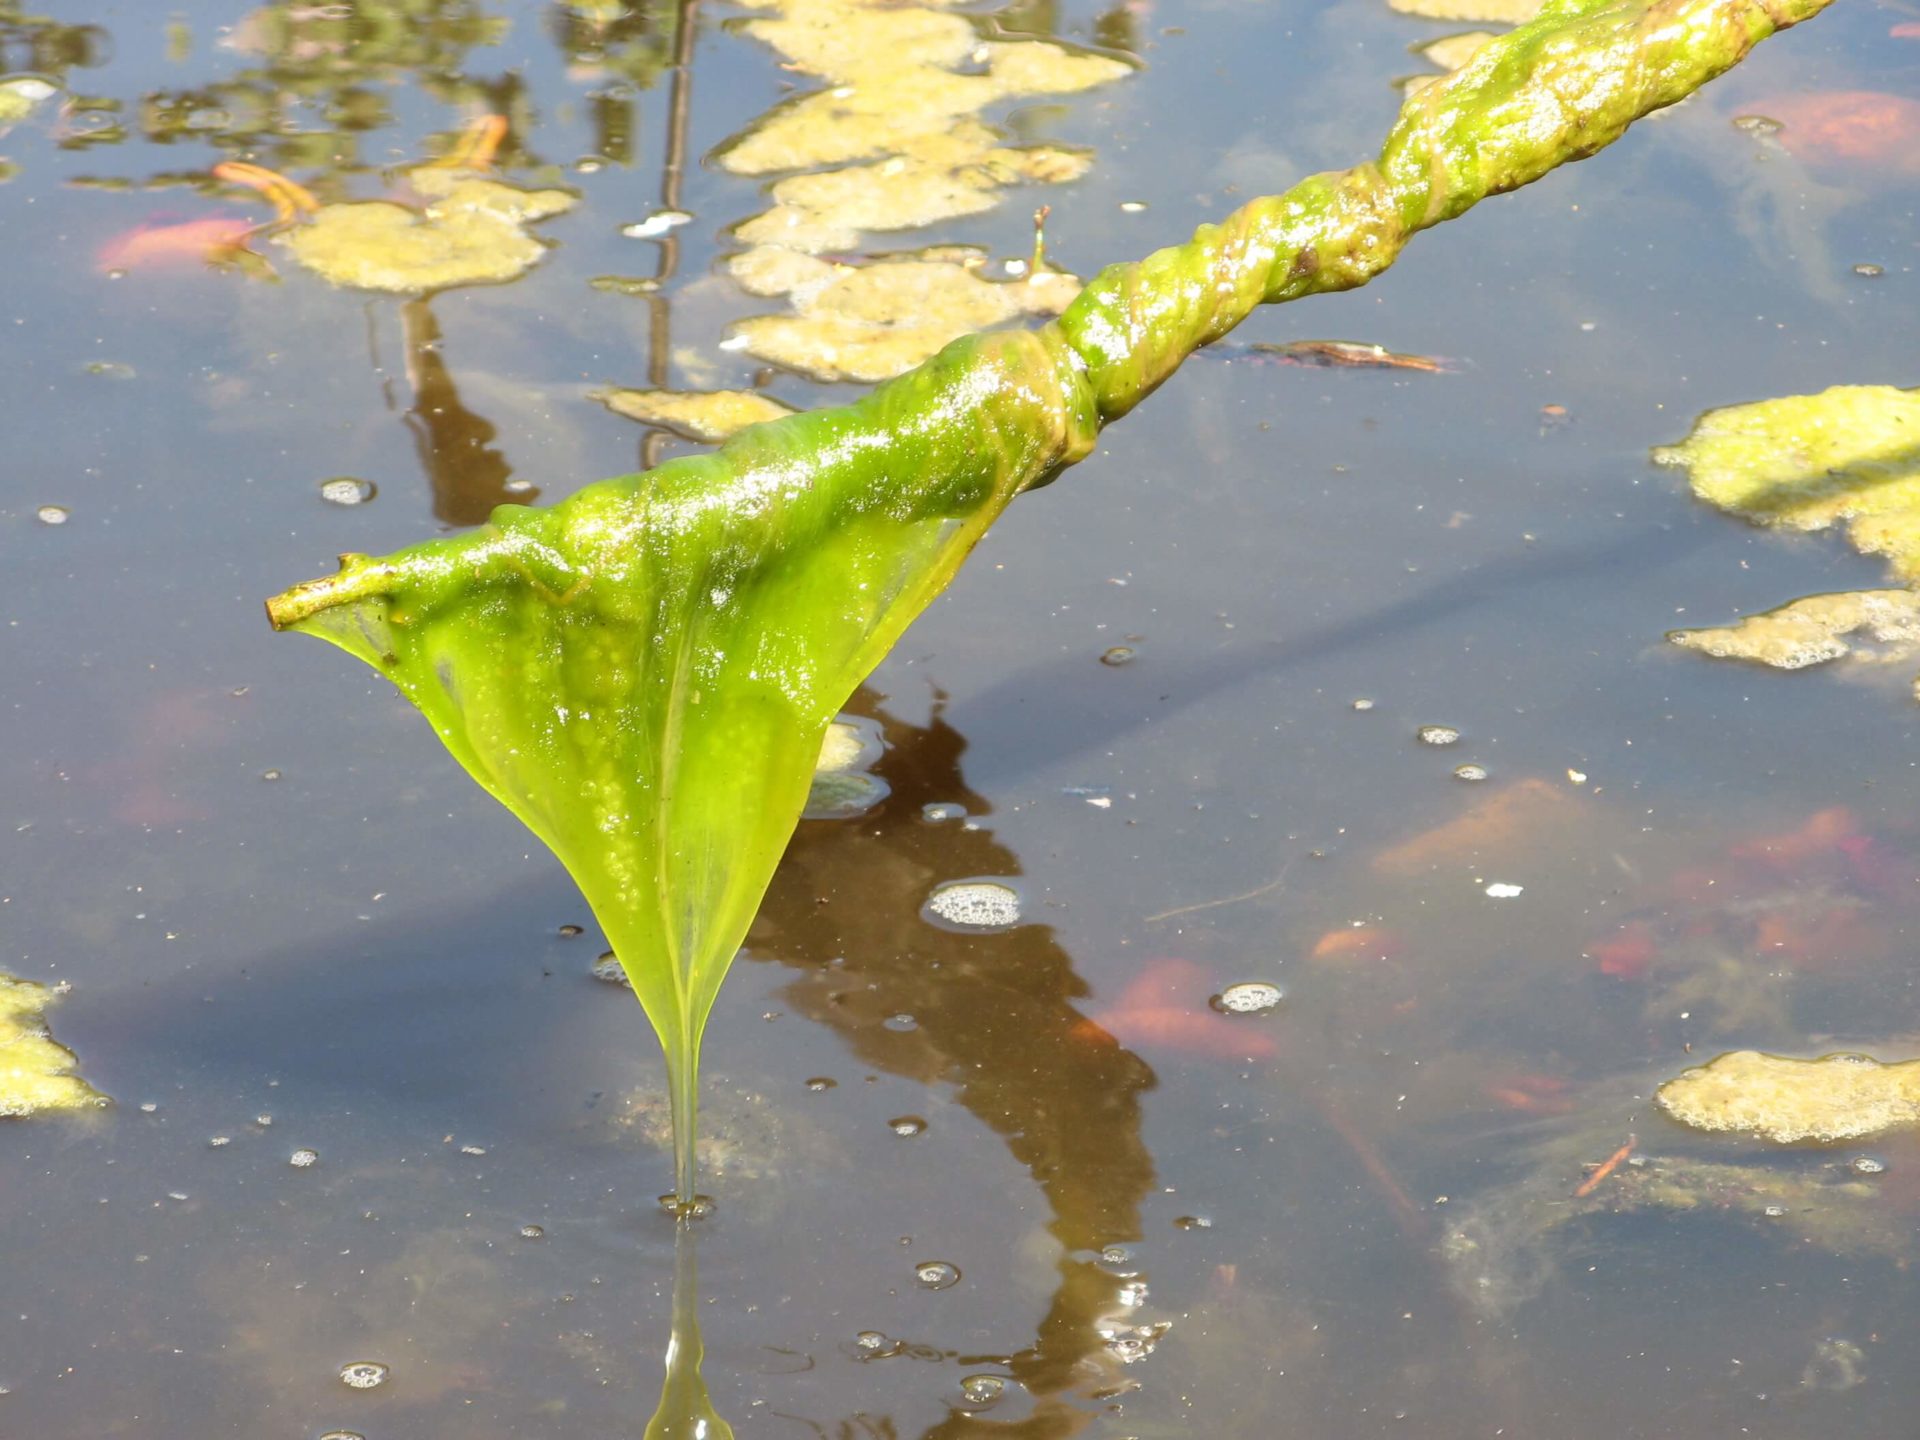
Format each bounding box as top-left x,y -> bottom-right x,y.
3,0 -> 1919,1435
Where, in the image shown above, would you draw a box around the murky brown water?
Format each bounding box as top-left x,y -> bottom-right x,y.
3,0 -> 1919,1435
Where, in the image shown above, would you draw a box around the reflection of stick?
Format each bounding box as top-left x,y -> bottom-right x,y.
642,0 -> 702,471
1572,1134 -> 1636,1198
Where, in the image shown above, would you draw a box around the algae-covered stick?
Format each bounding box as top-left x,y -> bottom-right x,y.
267,0 -> 1835,1212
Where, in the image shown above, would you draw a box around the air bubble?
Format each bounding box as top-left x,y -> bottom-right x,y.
208,1136 -> 231,1148
318,1431 -> 366,1440
1351,698 -> 1375,711
591,953 -> 631,987
1853,263 -> 1885,278
290,1148 -> 319,1168
318,477 -> 376,507
1172,1214 -> 1212,1231
804,1076 -> 838,1092
1416,725 -> 1461,746
888,1115 -> 927,1137
260,768 -> 283,781
914,1260 -> 960,1290
1100,645 -> 1137,666
1851,1156 -> 1886,1175
1211,981 -> 1283,1015
657,1193 -> 715,1219
958,1374 -> 1006,1408
924,879 -> 1022,932
558,924 -> 583,938
882,1013 -> 918,1033
1101,1321 -> 1170,1364
1453,763 -> 1488,782
853,1330 -> 902,1357
920,801 -> 967,824
519,1223 -> 545,1239
35,504 -> 69,525
338,1361 -> 389,1389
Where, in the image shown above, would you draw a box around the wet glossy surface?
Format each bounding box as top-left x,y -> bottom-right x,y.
3,0 -> 1919,1435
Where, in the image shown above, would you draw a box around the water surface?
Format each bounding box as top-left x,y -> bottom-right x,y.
3,0 -> 1918,1435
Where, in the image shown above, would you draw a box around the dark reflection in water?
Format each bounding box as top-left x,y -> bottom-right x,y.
0,5 -> 109,78
755,690 -> 1159,1438
398,298 -> 534,524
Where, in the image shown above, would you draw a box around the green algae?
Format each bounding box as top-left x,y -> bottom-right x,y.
1655,385 -> 1920,578
267,0 -> 1837,1209
1658,1050 -> 1920,1143
0,976 -> 108,1117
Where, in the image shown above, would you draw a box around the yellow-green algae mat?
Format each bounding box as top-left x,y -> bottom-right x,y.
1658,1051 -> 1920,1144
1660,385 -> 1920,688
0,975 -> 107,1117
263,0 -> 1839,1212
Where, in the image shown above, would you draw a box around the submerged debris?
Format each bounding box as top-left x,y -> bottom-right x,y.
1442,1119 -> 1909,1316
1657,1050 -> 1920,1142
1371,777 -> 1573,877
0,976 -> 108,1117
1245,339 -> 1454,372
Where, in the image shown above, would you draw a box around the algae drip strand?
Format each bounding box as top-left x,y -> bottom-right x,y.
266,0 -> 1837,1209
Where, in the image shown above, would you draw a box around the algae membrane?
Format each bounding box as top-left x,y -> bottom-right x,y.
265,0 -> 1837,1210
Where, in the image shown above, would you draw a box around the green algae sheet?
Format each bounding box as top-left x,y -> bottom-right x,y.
267,0 -> 1838,1207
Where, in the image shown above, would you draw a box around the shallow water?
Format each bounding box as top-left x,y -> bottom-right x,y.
3,0 -> 1919,1435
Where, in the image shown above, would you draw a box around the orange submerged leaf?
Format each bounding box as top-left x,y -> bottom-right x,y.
97,216 -> 259,271
1762,90 -> 1920,169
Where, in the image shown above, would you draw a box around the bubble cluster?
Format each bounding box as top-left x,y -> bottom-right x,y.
318,477 -> 377,507
1453,763 -> 1489,782
289,1148 -> 319,1168
1212,981 -> 1283,1015
888,1115 -> 928,1137
924,880 -> 1022,932
338,1361 -> 389,1389
35,504 -> 69,526
1417,724 -> 1461,746
590,953 -> 631,987
519,1223 -> 546,1239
